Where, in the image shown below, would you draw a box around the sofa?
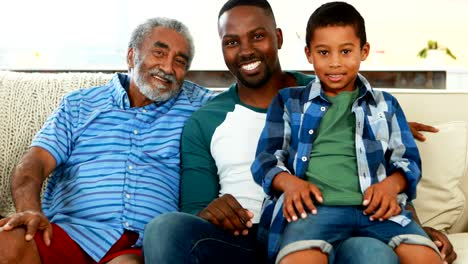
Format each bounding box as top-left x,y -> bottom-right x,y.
0,71 -> 466,263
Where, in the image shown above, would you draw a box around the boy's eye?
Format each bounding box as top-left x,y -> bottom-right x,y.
342,49 -> 351,54
318,50 -> 328,55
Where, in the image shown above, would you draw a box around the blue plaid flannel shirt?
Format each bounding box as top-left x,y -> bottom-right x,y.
251,74 -> 421,262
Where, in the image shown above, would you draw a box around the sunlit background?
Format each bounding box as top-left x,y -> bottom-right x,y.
0,0 -> 467,71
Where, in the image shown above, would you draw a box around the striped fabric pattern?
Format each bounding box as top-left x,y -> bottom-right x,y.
32,73 -> 215,261
251,74 -> 421,262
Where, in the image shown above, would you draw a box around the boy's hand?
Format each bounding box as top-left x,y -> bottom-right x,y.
362,180 -> 401,221
197,194 -> 253,236
274,172 -> 323,222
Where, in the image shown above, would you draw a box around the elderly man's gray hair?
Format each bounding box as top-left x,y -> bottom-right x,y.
129,17 -> 195,69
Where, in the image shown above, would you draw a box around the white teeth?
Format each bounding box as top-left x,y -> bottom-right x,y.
241,61 -> 261,71
154,75 -> 168,83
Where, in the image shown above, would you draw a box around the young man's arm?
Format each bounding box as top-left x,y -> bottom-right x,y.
0,147 -> 56,245
180,115 -> 252,235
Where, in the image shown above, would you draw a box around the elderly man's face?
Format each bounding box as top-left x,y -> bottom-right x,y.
130,27 -> 190,102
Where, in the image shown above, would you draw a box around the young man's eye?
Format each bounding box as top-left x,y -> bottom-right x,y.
223,40 -> 238,47
253,33 -> 264,40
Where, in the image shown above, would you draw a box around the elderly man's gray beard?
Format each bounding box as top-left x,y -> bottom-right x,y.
133,56 -> 183,103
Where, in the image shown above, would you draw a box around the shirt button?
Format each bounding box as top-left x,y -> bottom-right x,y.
124,222 -> 130,227
320,106 -> 326,111
308,129 -> 314,135
133,130 -> 139,135
128,165 -> 133,170
142,109 -> 147,113
126,193 -> 131,199
301,156 -> 308,162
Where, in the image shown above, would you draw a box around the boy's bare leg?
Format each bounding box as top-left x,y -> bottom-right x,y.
0,227 -> 41,264
279,249 -> 328,264
395,243 -> 442,264
106,254 -> 143,264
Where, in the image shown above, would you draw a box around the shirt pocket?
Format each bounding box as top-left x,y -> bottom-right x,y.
367,112 -> 390,142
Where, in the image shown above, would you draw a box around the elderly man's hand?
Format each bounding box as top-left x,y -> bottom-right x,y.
197,194 -> 253,236
408,122 -> 439,142
0,210 -> 52,246
423,226 -> 457,264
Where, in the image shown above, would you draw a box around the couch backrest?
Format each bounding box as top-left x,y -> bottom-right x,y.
390,90 -> 468,234
0,71 -> 113,216
1,72 -> 466,235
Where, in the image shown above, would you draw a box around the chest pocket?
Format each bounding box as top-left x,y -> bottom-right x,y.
367,111 -> 390,142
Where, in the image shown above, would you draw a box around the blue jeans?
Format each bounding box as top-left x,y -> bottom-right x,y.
143,211 -> 399,264
279,205 -> 435,263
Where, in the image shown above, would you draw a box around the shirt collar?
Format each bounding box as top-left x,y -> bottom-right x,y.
306,73 -> 377,104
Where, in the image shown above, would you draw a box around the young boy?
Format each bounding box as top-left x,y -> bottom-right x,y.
251,2 -> 442,264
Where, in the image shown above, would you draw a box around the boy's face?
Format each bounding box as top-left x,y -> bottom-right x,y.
218,6 -> 283,89
305,25 -> 369,96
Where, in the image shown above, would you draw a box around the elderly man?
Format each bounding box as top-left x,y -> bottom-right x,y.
0,17 -> 213,264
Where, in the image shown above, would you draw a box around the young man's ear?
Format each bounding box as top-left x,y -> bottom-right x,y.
304,46 -> 313,64
127,48 -> 135,69
361,42 -> 370,61
276,28 -> 283,50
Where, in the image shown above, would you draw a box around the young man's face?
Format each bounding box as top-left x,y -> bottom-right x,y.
128,27 -> 189,102
218,5 -> 283,89
305,25 -> 369,96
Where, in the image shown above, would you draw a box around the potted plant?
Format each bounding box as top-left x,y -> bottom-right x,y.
417,40 -> 457,60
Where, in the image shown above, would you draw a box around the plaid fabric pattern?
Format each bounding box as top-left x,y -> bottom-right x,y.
251,74 -> 421,262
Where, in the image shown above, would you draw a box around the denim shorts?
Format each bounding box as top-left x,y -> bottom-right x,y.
277,205 -> 439,263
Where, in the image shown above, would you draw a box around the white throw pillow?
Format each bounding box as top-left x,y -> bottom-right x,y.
413,121 -> 467,231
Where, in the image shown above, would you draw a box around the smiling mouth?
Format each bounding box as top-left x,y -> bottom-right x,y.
152,75 -> 172,83
240,61 -> 261,71
327,74 -> 344,82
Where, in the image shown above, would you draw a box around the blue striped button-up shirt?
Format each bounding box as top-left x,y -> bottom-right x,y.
32,73 -> 215,261
251,74 -> 421,261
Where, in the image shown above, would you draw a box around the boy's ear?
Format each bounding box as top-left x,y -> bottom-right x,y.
304,46 -> 313,64
276,28 -> 283,50
361,42 -> 370,61
127,48 -> 135,69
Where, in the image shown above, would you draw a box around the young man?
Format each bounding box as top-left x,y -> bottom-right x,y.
0,18 -> 214,264
143,1 -> 455,264
251,2 -> 441,263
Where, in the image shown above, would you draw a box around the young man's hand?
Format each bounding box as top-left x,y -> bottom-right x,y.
0,210 -> 53,246
408,122 -> 439,142
423,226 -> 457,264
273,172 -> 323,222
197,194 -> 253,236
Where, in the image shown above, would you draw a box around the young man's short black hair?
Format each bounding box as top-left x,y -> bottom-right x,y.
305,1 -> 366,48
218,0 -> 276,21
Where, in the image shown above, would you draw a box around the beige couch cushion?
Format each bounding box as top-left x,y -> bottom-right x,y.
413,121 -> 468,232
0,71 -> 113,217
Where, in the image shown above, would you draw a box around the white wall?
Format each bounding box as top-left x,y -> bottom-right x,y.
0,0 -> 467,70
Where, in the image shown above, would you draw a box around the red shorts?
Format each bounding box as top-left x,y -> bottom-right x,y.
34,223 -> 142,264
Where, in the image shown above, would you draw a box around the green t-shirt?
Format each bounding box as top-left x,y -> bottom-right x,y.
305,88 -> 362,205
